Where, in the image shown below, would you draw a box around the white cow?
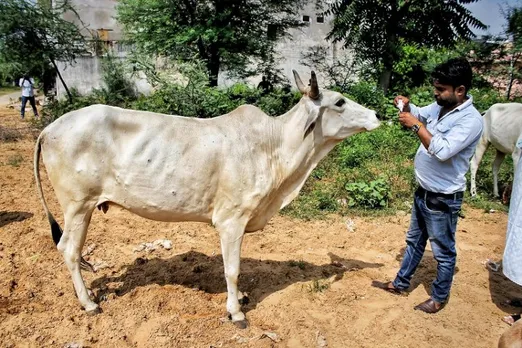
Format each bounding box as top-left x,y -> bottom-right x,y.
470,103 -> 522,197
34,71 -> 380,328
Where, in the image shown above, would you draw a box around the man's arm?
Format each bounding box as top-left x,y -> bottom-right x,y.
427,117 -> 484,161
409,103 -> 438,125
394,96 -> 437,125
399,112 -> 432,149
399,112 -> 483,161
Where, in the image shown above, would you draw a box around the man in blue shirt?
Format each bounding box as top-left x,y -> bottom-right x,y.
373,58 -> 484,313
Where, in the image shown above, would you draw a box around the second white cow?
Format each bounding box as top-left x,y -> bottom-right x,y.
470,103 -> 522,197
34,70 -> 380,328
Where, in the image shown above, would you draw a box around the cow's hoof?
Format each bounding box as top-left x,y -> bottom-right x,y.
233,319 -> 249,329
85,306 -> 102,316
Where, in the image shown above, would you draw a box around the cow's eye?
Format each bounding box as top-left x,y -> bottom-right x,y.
335,99 -> 346,107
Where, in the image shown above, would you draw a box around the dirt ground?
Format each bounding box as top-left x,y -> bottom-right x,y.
0,104 -> 520,348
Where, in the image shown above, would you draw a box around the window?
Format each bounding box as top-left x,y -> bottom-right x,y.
317,16 -> 324,23
302,15 -> 310,22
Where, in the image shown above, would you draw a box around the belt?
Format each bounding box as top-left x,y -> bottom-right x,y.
416,187 -> 463,200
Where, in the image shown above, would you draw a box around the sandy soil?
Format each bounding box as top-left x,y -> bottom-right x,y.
0,104 -> 520,348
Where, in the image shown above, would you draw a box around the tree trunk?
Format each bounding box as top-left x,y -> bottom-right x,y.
50,57 -> 73,103
506,55 -> 516,100
207,45 -> 220,87
379,69 -> 392,94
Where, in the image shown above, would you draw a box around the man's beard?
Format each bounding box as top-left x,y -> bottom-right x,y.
435,95 -> 457,107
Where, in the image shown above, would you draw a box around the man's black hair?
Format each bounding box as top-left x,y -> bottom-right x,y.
431,57 -> 473,93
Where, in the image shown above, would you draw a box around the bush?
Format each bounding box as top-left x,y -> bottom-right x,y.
343,80 -> 389,119
469,87 -> 506,113
283,123 -> 418,217
40,88 -> 107,126
98,54 -> 137,105
41,56 -> 137,126
346,178 -> 390,209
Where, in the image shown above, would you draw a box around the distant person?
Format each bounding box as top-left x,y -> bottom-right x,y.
19,74 -> 39,119
257,75 -> 273,94
501,144 -> 522,326
372,57 -> 483,313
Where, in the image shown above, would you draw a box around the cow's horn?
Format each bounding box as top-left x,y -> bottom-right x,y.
293,70 -> 306,94
309,71 -> 319,100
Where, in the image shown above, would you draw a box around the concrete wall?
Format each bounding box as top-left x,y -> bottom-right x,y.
276,2 -> 346,86
56,57 -> 151,97
56,57 -> 102,96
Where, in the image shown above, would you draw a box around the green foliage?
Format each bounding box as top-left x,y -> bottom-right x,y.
117,0 -> 307,85
469,87 -> 507,113
131,65 -> 300,118
40,89 -> 104,126
307,279 -> 330,293
283,121 -> 418,218
391,43 -> 465,93
467,195 -> 509,213
326,0 -> 486,91
99,55 -> 137,104
0,0 -> 87,90
6,154 -> 23,167
344,81 -> 388,118
41,57 -> 137,126
345,179 -> 390,209
0,60 -> 23,87
408,85 -> 435,108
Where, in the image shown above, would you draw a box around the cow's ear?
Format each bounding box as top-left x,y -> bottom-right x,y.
304,109 -> 320,137
293,70 -> 306,94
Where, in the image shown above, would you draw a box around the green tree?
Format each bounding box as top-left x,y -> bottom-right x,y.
504,6 -> 522,99
0,0 -> 87,101
326,0 -> 486,93
117,0 -> 309,86
300,44 -> 359,91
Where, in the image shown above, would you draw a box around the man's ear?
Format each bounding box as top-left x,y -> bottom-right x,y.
456,85 -> 466,96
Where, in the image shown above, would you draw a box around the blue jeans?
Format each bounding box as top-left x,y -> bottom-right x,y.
392,189 -> 463,303
21,96 -> 38,118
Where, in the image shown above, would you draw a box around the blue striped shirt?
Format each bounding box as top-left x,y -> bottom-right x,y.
410,96 -> 483,194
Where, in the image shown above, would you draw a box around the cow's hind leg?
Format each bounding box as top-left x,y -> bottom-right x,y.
58,202 -> 98,313
493,150 -> 507,197
470,136 -> 489,197
216,216 -> 248,329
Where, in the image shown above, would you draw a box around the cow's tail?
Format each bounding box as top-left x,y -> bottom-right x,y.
34,132 -> 63,246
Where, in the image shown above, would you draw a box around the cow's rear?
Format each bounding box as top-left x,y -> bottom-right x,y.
470,103 -> 522,197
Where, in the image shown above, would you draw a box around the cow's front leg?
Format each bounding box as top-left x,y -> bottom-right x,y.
216,217 -> 248,329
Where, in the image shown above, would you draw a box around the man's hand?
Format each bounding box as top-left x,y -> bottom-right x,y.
399,112 -> 419,128
394,96 -> 411,112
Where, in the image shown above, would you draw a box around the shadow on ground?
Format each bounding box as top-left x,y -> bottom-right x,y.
92,251 -> 383,313
0,211 -> 33,228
